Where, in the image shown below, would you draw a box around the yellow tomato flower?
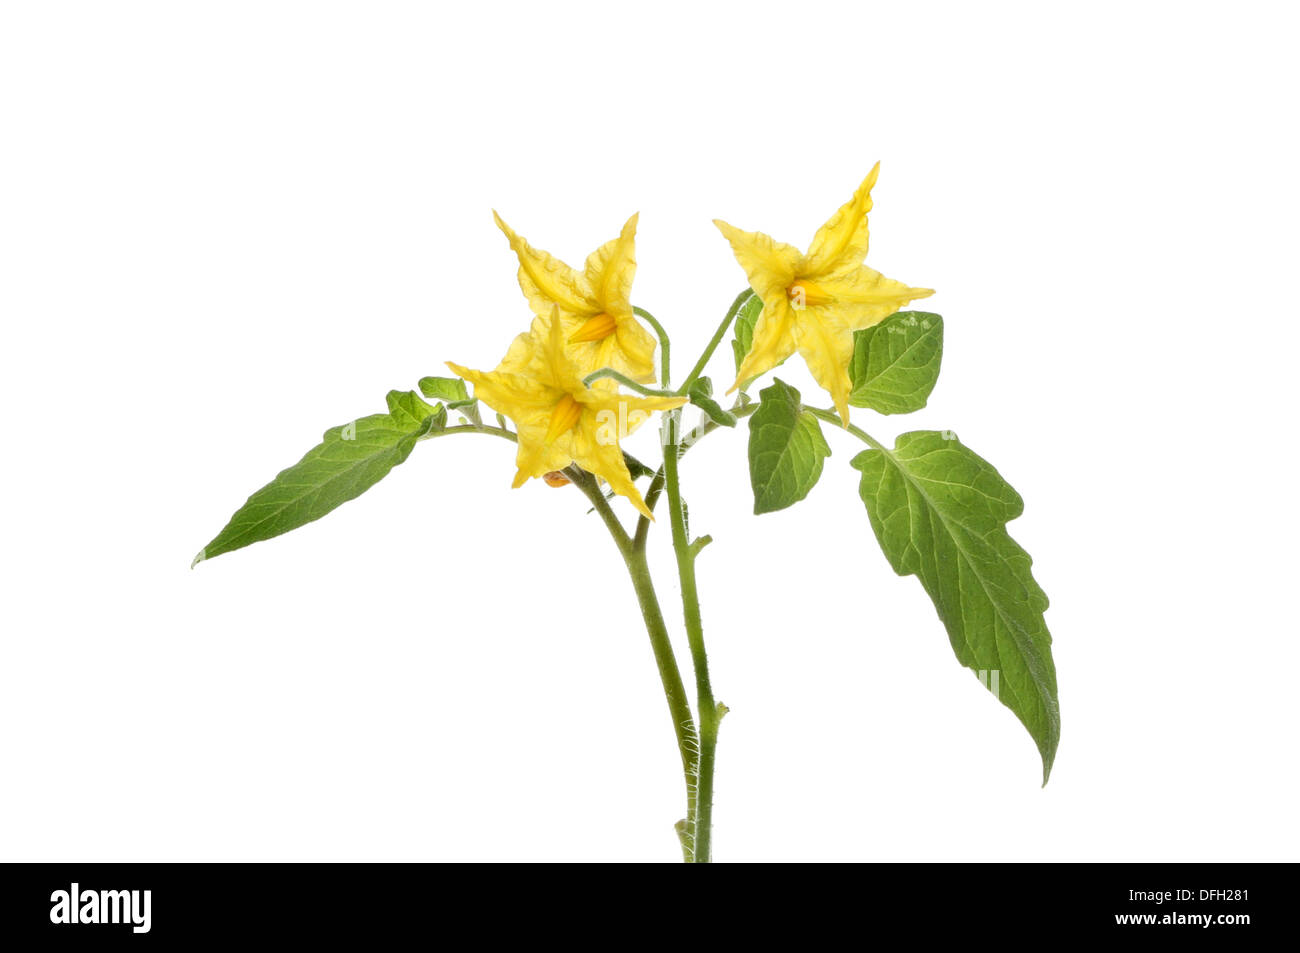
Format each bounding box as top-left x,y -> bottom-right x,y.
447,309 -> 685,518
715,163 -> 934,425
494,211 -> 659,384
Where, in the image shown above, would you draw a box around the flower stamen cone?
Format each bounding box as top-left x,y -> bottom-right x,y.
571,312 -> 619,343
546,393 -> 583,442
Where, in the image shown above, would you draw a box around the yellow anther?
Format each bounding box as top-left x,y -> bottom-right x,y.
787,280 -> 833,310
545,393 -> 583,442
570,312 -> 618,343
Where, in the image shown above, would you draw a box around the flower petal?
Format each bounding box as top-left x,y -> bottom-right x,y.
791,314 -> 855,426
493,211 -> 595,317
713,219 -> 804,302
580,388 -> 687,423
611,318 -> 658,383
540,304 -> 576,391
730,295 -> 798,393
451,352 -> 573,488
583,213 -> 638,317
566,307 -> 658,385
511,433 -> 573,488
445,361 -> 555,431
496,323 -> 543,376
815,261 -> 934,331
571,416 -> 655,518
805,162 -> 879,274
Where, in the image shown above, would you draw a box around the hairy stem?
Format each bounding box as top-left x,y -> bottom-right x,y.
634,400 -> 758,548
803,406 -> 888,451
677,289 -> 754,395
660,411 -> 721,862
634,306 -> 672,387
582,367 -> 679,398
418,422 -> 516,442
463,294 -> 769,861
567,467 -> 700,860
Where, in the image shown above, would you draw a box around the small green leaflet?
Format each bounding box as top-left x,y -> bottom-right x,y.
422,375 -> 480,424
747,379 -> 831,515
850,431 -> 1059,782
623,452 -> 656,481
849,311 -> 943,414
688,377 -> 737,428
447,399 -> 482,425
730,291 -> 767,380
388,389 -> 446,430
418,376 -> 469,403
193,389 -> 445,566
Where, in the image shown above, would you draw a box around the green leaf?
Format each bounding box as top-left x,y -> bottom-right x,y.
418,376 -> 469,403
849,311 -> 943,414
447,398 -> 482,425
850,431 -> 1059,782
730,291 -> 766,377
747,379 -> 831,515
194,393 -> 445,566
688,377 -> 737,428
387,389 -> 444,429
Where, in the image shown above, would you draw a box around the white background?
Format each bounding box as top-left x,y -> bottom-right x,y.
2,1 -> 1297,862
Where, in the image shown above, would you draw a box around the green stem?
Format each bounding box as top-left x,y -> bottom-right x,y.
582,367 -> 679,398
634,306 -> 671,387
677,289 -> 754,395
567,467 -> 700,861
569,389 -> 756,861
433,412 -> 724,860
633,400 -> 757,549
804,407 -> 888,451
418,422 -> 516,442
659,410 -> 721,862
